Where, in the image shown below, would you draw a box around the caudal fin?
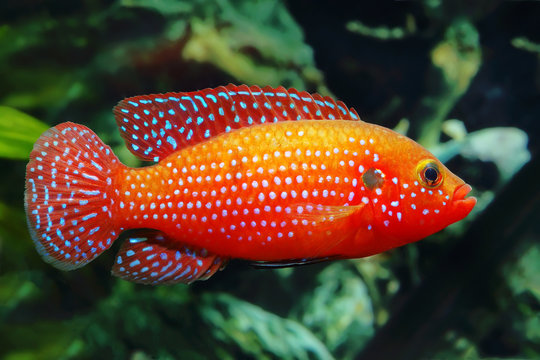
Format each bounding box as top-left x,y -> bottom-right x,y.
25,122 -> 122,270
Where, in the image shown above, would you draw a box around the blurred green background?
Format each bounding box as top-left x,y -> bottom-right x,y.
0,0 -> 539,359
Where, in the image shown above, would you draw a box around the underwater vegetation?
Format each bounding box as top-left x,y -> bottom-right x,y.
0,0 -> 539,359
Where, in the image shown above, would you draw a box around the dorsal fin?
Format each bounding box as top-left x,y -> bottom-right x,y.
113,84 -> 361,162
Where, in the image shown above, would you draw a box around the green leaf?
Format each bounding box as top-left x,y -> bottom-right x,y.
178,0 -> 324,89
120,0 -> 194,15
0,106 -> 48,160
295,262 -> 374,358
200,293 -> 334,360
506,243 -> 540,302
0,320 -> 84,360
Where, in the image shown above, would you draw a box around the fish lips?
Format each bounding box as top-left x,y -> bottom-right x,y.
451,184 -> 477,219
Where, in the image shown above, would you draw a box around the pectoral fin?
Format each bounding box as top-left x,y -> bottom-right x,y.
279,203 -> 366,261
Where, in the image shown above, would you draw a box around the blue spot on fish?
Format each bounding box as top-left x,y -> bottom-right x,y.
194,95 -> 207,108
82,213 -> 97,221
167,136 -> 177,149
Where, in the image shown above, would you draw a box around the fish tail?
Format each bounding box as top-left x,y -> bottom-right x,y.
25,122 -> 123,270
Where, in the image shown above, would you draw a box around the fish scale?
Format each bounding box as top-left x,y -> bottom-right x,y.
116,120 -> 378,260
25,84 -> 476,285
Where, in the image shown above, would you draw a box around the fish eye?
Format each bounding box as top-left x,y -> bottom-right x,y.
417,160 -> 443,188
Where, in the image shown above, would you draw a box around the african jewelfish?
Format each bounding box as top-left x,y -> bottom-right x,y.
24,84 -> 476,285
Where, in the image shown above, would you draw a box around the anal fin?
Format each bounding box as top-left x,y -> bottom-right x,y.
112,231 -> 227,285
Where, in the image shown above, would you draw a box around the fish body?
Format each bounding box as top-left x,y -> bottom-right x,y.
24,84 -> 476,284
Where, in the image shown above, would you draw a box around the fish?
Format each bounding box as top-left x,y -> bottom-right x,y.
24,84 -> 476,285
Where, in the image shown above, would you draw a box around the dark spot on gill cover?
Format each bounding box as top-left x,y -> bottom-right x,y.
362,168 -> 385,190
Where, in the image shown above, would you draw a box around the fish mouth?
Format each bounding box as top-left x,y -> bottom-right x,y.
452,184 -> 477,209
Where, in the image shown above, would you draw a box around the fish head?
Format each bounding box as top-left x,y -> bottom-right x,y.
361,126 -> 476,247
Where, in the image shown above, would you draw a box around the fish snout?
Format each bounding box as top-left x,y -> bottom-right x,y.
450,184 -> 477,219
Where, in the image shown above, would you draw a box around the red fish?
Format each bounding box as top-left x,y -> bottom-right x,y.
24,84 -> 476,284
